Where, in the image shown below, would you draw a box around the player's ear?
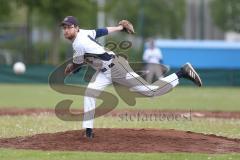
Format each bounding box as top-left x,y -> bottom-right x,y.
75,26 -> 79,32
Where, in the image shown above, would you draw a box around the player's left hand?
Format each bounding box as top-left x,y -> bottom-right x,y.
64,63 -> 74,75
118,20 -> 135,34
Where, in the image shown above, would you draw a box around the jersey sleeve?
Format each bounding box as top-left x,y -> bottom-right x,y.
84,28 -> 108,39
157,49 -> 163,60
72,45 -> 85,64
143,49 -> 149,62
95,28 -> 108,38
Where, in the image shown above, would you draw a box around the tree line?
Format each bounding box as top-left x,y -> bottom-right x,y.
0,0 -> 239,64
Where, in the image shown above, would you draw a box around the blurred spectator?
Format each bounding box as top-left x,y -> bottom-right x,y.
143,39 -> 164,83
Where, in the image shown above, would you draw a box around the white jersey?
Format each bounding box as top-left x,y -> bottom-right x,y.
72,29 -> 114,65
143,48 -> 163,64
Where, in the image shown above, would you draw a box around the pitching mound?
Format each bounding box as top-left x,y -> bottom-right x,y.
0,128 -> 239,153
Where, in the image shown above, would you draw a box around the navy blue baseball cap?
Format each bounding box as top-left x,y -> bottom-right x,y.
61,16 -> 79,26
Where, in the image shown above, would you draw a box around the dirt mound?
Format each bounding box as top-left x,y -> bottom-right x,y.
0,128 -> 239,153
1,108 -> 240,119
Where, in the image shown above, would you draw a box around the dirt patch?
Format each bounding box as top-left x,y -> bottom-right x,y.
0,128 -> 239,153
0,108 -> 240,119
0,108 -> 55,116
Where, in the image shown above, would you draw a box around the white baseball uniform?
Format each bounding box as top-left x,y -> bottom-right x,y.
72,29 -> 179,129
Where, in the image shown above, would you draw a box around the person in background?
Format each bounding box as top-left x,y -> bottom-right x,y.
143,39 -> 164,83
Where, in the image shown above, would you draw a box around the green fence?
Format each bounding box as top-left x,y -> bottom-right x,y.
169,69 -> 240,86
0,65 -> 240,86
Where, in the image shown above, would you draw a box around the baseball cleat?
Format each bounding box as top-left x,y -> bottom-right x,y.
84,128 -> 94,139
180,63 -> 202,87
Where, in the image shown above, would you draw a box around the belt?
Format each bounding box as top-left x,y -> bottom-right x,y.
101,63 -> 115,72
85,52 -> 115,61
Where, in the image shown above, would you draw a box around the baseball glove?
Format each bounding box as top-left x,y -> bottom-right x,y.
118,20 -> 135,34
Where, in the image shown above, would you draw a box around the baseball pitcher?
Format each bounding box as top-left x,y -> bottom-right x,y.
60,16 -> 202,138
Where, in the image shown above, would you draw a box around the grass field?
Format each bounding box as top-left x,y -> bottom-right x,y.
1,149 -> 239,160
0,84 -> 240,159
0,84 -> 240,111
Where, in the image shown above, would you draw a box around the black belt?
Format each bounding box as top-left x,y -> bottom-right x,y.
85,52 -> 115,61
101,63 -> 115,72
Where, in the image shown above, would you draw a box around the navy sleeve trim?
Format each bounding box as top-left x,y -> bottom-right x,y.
95,28 -> 108,39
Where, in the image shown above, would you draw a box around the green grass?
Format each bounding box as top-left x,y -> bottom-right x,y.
0,115 -> 239,139
0,84 -> 240,111
0,149 -> 240,160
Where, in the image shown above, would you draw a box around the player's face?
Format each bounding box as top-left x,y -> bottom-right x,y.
62,25 -> 78,40
149,41 -> 155,49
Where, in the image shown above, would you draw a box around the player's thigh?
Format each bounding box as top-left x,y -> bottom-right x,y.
85,72 -> 112,97
112,57 -> 149,87
88,72 -> 111,89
